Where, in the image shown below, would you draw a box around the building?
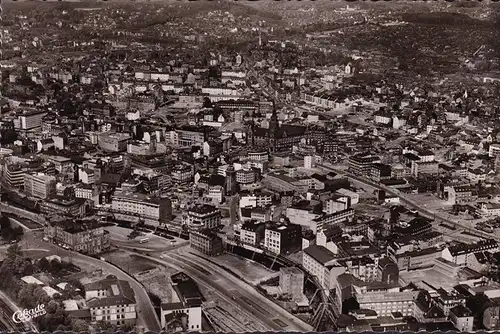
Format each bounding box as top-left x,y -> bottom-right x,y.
441,239 -> 498,266
40,196 -> 89,217
47,156 -> 73,175
85,276 -> 136,326
16,110 -> 47,131
279,267 -> 304,302
225,165 -> 237,195
183,205 -> 221,231
356,290 -> 417,317
44,219 -> 110,254
249,107 -> 307,152
263,172 -> 308,194
348,154 -> 381,176
189,229 -> 223,256
171,164 -> 194,184
490,143 -> 500,158
411,161 -> 439,178
97,132 -> 131,152
264,222 -> 301,255
448,185 -> 476,205
370,163 -> 392,182
303,244 -> 345,292
24,173 -> 56,199
111,191 -> 172,225
240,220 -> 266,246
239,191 -> 272,208
160,273 -> 203,332
75,183 -> 99,205
449,305 -> 474,332
235,168 -> 258,184
4,163 -> 27,188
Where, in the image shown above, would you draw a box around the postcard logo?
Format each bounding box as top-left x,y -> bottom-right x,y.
12,304 -> 46,323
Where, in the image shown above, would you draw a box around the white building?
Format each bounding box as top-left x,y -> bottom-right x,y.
85,277 -> 137,326
24,173 -> 56,199
160,273 -> 202,331
304,156 -> 314,169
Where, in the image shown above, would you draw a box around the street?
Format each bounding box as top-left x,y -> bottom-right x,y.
20,230 -> 161,331
318,163 -> 500,242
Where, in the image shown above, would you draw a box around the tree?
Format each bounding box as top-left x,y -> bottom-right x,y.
202,97 -> 213,108
49,259 -> 62,274
38,258 -> 50,272
6,244 -> 21,259
71,318 -> 89,332
0,216 -> 10,230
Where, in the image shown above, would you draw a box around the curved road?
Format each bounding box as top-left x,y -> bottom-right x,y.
21,231 -> 161,331
130,246 -> 313,332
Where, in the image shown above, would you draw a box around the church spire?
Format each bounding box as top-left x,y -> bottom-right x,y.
268,101 -> 279,139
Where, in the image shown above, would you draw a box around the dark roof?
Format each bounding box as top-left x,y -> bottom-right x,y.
304,244 -> 335,265
449,239 -> 498,257
450,304 -> 473,318
85,276 -> 136,308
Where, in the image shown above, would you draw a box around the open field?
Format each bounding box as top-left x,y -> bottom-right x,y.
102,249 -> 158,274
212,254 -> 278,285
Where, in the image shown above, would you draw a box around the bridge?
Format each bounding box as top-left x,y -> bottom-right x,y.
225,238 -> 340,331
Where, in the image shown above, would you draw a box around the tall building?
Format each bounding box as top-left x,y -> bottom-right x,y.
264,222 -> 302,255
279,267 -> 304,302
225,165 -> 237,195
24,173 -> 56,199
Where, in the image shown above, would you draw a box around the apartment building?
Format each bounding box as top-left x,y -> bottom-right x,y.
183,205 -> 221,231
189,229 -> 223,256
15,110 -> 47,131
171,164 -> 194,183
44,219 -> 110,254
40,196 -> 89,217
441,239 -> 498,267
85,277 -> 136,326
348,154 -> 381,176
24,173 -> 56,199
111,191 -> 172,225
239,190 -> 273,208
356,290 -> 417,317
279,267 -> 304,302
75,183 -> 99,205
264,223 -> 301,255
240,220 -> 266,246
303,244 -> 346,294
97,132 -> 131,152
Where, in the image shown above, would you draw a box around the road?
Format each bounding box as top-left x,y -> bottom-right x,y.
128,245 -> 313,332
20,230 -> 161,331
318,163 -> 500,242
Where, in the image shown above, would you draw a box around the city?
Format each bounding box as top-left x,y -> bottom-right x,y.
1,0 -> 500,333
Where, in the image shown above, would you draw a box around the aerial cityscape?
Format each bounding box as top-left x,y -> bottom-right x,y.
2,0 -> 500,332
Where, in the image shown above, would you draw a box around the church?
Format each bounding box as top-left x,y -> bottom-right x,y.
248,107 -> 307,153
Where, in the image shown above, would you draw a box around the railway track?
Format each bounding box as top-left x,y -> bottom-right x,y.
0,298 -> 30,332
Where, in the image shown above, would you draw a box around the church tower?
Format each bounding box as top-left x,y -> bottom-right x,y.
268,102 -> 279,151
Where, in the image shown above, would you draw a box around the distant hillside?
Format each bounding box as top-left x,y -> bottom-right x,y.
401,12 -> 491,27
